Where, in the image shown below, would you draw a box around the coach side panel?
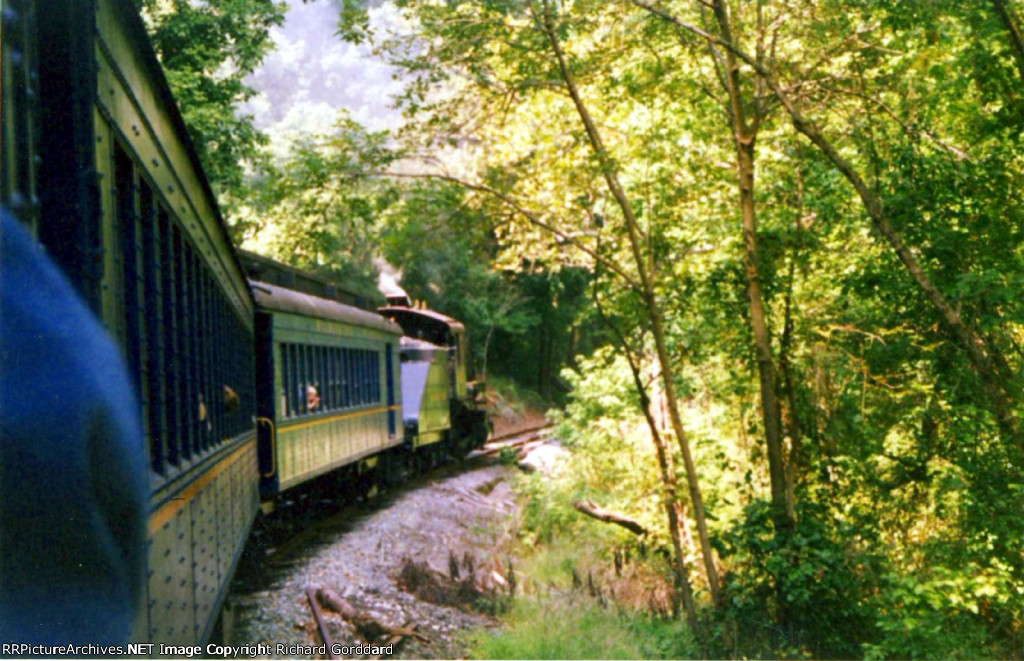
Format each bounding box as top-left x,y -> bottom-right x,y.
266,311 -> 403,493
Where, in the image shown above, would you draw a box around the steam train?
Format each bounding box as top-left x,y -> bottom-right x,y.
0,0 -> 488,647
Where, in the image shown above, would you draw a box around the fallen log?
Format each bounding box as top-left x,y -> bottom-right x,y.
477,433 -> 546,457
486,423 -> 554,445
572,500 -> 648,536
306,589 -> 337,659
316,588 -> 429,643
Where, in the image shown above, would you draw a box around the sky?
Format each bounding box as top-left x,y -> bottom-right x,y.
242,0 -> 406,155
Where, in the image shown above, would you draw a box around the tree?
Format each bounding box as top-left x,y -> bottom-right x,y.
632,0 -> 1022,440
320,0 -> 1024,653
136,0 -> 286,197
233,116 -> 395,295
337,0 -> 726,611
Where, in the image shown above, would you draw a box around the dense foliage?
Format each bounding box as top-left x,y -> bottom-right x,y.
330,0 -> 1024,657
148,0 -> 1024,657
136,0 -> 286,198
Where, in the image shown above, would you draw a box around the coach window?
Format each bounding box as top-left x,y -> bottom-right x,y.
355,351 -> 363,405
295,344 -> 303,415
288,344 -> 297,417
321,347 -> 329,412
300,344 -> 308,415
321,346 -> 330,411
353,350 -> 360,405
366,351 -> 374,404
309,346 -> 319,413
350,350 -> 358,406
373,352 -> 380,402
171,226 -> 192,462
339,348 -> 347,407
367,351 -> 374,404
328,347 -> 337,411
280,343 -> 288,417
140,182 -> 168,475
291,344 -> 300,416
288,343 -> 298,417
357,350 -> 366,406
323,349 -> 331,411
366,351 -> 373,404
360,349 -> 367,406
323,346 -> 332,411
308,344 -> 319,413
294,346 -> 300,417
290,343 -> 300,416
368,352 -> 374,404
317,347 -> 325,409
331,346 -> 341,410
361,351 -> 369,405
349,348 -> 357,408
350,348 -> 357,407
376,351 -> 382,402
279,343 -> 289,417
157,209 -> 178,468
310,345 -> 319,413
309,345 -> 320,412
354,351 -> 362,409
341,348 -> 350,408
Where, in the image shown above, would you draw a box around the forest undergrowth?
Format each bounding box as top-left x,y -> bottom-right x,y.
471,362 -> 1024,660
143,0 -> 1024,657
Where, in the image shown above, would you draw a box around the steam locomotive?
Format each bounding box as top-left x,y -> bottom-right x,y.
0,0 -> 488,646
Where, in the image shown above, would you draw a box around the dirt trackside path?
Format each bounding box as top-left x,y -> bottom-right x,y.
223,434 -> 540,660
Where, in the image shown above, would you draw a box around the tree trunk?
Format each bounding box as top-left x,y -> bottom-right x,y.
737,140 -> 794,532
535,0 -> 722,605
593,282 -> 700,627
629,0 -> 1021,442
992,0 -> 1024,84
712,0 -> 795,533
779,255 -> 803,518
626,346 -> 700,627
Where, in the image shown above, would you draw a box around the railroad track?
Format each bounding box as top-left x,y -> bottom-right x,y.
225,442 -> 521,658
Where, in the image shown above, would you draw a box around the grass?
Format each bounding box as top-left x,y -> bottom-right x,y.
470,373 -> 699,659
466,593 -> 698,660
464,535 -> 699,660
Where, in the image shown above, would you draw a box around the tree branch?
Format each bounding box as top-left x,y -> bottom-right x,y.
573,500 -> 649,536
628,0 -> 1019,437
992,0 -> 1024,84
379,170 -> 643,292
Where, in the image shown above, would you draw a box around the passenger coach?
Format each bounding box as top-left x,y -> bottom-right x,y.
248,270 -> 404,502
3,0 -> 260,645
2,0 -> 491,649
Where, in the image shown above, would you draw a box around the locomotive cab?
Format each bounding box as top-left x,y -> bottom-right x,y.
379,305 -> 470,399
398,337 -> 452,449
380,304 -> 490,454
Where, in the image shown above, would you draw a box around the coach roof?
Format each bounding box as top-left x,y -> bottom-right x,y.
251,281 -> 402,336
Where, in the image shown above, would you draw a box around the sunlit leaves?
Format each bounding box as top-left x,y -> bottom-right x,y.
315,0 -> 1024,653
136,0 -> 286,196
232,116 -> 396,295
